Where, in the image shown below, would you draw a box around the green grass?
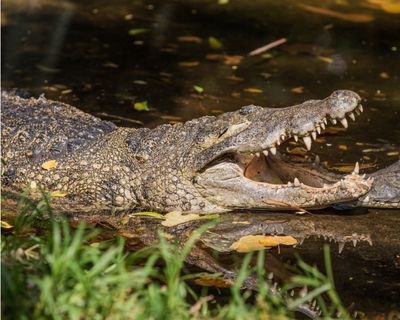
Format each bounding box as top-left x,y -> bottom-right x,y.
1,192 -> 350,320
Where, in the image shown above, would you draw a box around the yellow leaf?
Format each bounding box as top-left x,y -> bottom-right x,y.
50,190 -> 68,197
379,72 -> 390,79
1,220 -> 14,229
42,160 -> 58,170
317,56 -> 333,63
230,235 -> 298,253
129,211 -> 165,219
177,35 -> 202,43
291,86 -> 304,93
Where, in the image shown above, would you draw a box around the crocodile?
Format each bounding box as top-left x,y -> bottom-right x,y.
1,89 -> 399,213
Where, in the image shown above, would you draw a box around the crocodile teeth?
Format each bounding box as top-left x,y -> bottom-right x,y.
353,162 -> 360,174
311,131 -> 317,140
299,286 -> 308,297
268,272 -> 274,280
338,241 -> 345,254
353,239 -> 357,247
263,150 -> 269,156
340,118 -> 348,128
316,126 -> 321,134
270,147 -> 277,155
331,118 -> 337,125
290,289 -> 295,296
294,178 -> 301,186
256,152 -> 260,157
303,136 -> 312,150
348,112 -> 356,121
358,104 -> 363,112
323,117 -> 327,125
293,134 -> 299,142
321,122 -> 326,130
281,134 -> 286,141
314,155 -> 320,164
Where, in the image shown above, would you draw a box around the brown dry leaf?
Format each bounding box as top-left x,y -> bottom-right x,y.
42,160 -> 58,170
223,55 -> 244,65
177,35 -> 202,43
226,75 -> 243,81
298,3 -> 375,22
161,211 -> 200,227
244,88 -> 263,94
50,190 -> 68,197
286,147 -> 308,155
194,276 -> 233,288
178,61 -> 200,68
230,235 -> 298,253
338,144 -> 348,151
317,56 -> 333,63
291,86 -> 304,93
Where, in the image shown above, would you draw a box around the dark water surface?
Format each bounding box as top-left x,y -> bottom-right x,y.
2,0 -> 400,316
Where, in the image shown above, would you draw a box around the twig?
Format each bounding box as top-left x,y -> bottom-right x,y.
248,38 -> 287,56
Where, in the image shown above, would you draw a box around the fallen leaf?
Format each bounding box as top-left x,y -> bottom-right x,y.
161,211 -> 219,227
230,235 -> 298,253
223,55 -> 243,65
129,211 -> 164,219
291,86 -> 304,93
190,295 -> 214,315
298,3 -> 375,22
367,0 -> 400,13
1,220 -> 14,229
133,101 -> 149,111
103,62 -> 119,68
193,85 -> 204,93
194,276 -> 233,288
338,144 -> 348,151
177,35 -> 202,43
208,36 -> 223,49
178,61 -> 200,67
42,160 -> 58,170
50,190 -> 68,197
244,88 -> 263,93
317,56 -> 333,63
128,28 -> 148,36
379,72 -> 390,79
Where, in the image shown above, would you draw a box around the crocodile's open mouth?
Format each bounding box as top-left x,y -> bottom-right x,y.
195,97 -> 373,210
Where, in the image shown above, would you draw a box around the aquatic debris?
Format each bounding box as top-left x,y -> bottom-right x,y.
208,36 -> 223,49
317,56 -> 333,63
161,211 -> 219,227
230,235 -> 298,253
367,0 -> 400,13
248,37 -> 287,56
205,54 -> 243,65
178,61 -> 200,67
128,28 -> 148,36
291,86 -> 304,94
298,3 -> 374,23
193,85 -> 204,94
177,35 -> 202,43
129,211 -> 164,219
244,88 -> 263,94
133,101 -> 149,112
42,160 -> 58,170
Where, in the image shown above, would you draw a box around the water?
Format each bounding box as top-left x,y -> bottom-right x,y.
2,0 -> 400,316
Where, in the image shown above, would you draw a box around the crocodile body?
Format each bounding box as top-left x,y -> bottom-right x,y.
1,90 -> 399,213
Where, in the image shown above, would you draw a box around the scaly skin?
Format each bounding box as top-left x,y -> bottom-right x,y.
1,90 -> 398,213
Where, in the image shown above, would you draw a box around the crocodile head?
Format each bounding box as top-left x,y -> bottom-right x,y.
137,90 -> 373,213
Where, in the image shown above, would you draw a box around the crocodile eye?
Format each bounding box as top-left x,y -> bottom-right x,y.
239,105 -> 262,115
217,121 -> 251,140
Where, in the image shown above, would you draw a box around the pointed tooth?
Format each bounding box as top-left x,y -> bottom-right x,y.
316,126 -> 321,134
302,136 -> 312,150
353,162 -> 359,174
362,173 -> 366,179
290,289 -> 295,296
338,242 -> 345,254
299,286 -> 308,297
312,300 -> 317,308
340,118 -> 348,128
256,152 -> 260,157
293,134 -> 299,142
311,131 -> 317,140
349,112 -> 356,121
268,272 -> 274,280
281,134 -> 286,141
270,147 -> 277,155
263,150 -> 269,157
331,118 -> 337,125
323,117 -> 327,125
294,178 -> 301,186
320,122 -> 326,129
355,109 -> 361,116
353,239 -> 357,247
358,104 -> 363,112
314,155 -> 320,164
287,181 -> 293,187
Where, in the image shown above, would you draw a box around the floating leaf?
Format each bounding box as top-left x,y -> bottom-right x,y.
133,101 -> 149,112
244,88 -> 263,93
230,235 -> 298,253
193,85 -> 204,93
208,36 -> 223,49
103,62 -> 119,68
42,160 -> 58,170
338,144 -> 348,151
128,28 -> 148,36
177,35 -> 202,43
317,56 -> 333,63
379,72 -> 390,79
194,276 -> 233,288
367,0 -> 400,13
36,64 -> 60,73
161,211 -> 219,227
178,61 -> 200,67
291,86 -> 304,93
